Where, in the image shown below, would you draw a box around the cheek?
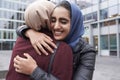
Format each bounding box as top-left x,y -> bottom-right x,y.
66,24 -> 71,35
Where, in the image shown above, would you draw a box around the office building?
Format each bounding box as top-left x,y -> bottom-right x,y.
0,0 -> 34,51
79,0 -> 120,58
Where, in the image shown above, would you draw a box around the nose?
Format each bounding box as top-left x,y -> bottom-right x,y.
54,21 -> 61,29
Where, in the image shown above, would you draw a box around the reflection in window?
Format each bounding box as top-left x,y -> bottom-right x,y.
93,36 -> 98,51
109,5 -> 118,18
3,31 -> 7,39
93,12 -> 97,21
0,41 -> 15,50
110,34 -> 117,50
100,35 -> 108,49
100,8 -> 108,20
86,13 -> 92,20
84,12 -> 97,21
103,20 -> 116,26
92,23 -> 97,28
0,30 -> 16,40
110,34 -> 117,56
8,21 -> 14,29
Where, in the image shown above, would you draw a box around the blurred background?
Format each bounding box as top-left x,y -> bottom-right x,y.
0,0 -> 120,80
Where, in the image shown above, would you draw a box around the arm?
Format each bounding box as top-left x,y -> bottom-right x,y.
73,51 -> 96,80
16,25 -> 57,55
73,39 -> 96,80
31,67 -> 59,80
14,53 -> 59,80
14,42 -> 73,80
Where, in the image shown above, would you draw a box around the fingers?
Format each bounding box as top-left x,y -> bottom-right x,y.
40,40 -> 54,54
23,53 -> 33,59
15,68 -> 22,73
14,55 -> 22,73
44,34 -> 53,41
43,34 -> 57,49
32,39 -> 55,55
13,54 -> 37,75
33,44 -> 41,55
44,38 -> 57,49
37,42 -> 48,55
29,32 -> 57,55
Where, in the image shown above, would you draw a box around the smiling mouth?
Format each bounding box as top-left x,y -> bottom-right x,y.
54,31 -> 63,36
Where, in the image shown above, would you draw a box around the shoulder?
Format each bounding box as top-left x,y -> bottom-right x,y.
13,36 -> 32,51
55,41 -> 73,58
15,36 -> 29,43
74,38 -> 96,53
59,41 -> 71,48
58,41 -> 72,54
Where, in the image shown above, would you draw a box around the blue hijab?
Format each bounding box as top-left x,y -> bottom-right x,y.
64,1 -> 84,51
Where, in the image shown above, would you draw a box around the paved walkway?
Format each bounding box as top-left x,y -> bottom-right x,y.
0,52 -> 11,71
93,56 -> 120,80
0,52 -> 120,80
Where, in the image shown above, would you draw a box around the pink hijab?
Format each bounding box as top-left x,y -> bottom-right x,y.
24,0 -> 55,30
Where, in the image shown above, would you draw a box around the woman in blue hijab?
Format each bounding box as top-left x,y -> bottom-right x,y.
15,0 -> 96,80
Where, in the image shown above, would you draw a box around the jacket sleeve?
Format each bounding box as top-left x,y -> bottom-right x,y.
73,39 -> 96,80
16,25 -> 30,39
30,67 -> 59,80
31,42 -> 73,80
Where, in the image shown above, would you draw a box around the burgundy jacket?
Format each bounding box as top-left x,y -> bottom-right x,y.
6,29 -> 73,80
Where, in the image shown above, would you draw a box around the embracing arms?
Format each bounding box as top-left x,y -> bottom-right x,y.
16,25 -> 96,80
16,25 -> 57,55
13,38 -> 73,80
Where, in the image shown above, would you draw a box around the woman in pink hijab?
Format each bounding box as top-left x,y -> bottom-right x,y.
6,1 -> 73,80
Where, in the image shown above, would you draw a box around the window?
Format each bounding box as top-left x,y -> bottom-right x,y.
100,35 -> 108,49
110,34 -> 117,50
92,23 -> 97,28
93,36 -> 98,51
104,20 -> 116,26
108,5 -> 118,18
86,13 -> 92,20
93,12 -> 97,21
0,41 -> 15,50
100,8 -> 108,20
109,34 -> 117,56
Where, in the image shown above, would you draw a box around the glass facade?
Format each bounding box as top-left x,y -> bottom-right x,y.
100,8 -> 108,20
0,0 -> 33,50
84,12 -> 97,21
82,0 -> 120,57
100,35 -> 109,49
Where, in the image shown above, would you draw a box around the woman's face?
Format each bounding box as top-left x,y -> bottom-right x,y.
50,6 -> 71,40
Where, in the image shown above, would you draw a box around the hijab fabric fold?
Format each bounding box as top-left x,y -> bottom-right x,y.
24,0 -> 55,31
64,1 -> 84,51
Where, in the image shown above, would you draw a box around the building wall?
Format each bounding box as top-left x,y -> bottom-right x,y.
82,0 -> 120,58
0,0 -> 34,50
